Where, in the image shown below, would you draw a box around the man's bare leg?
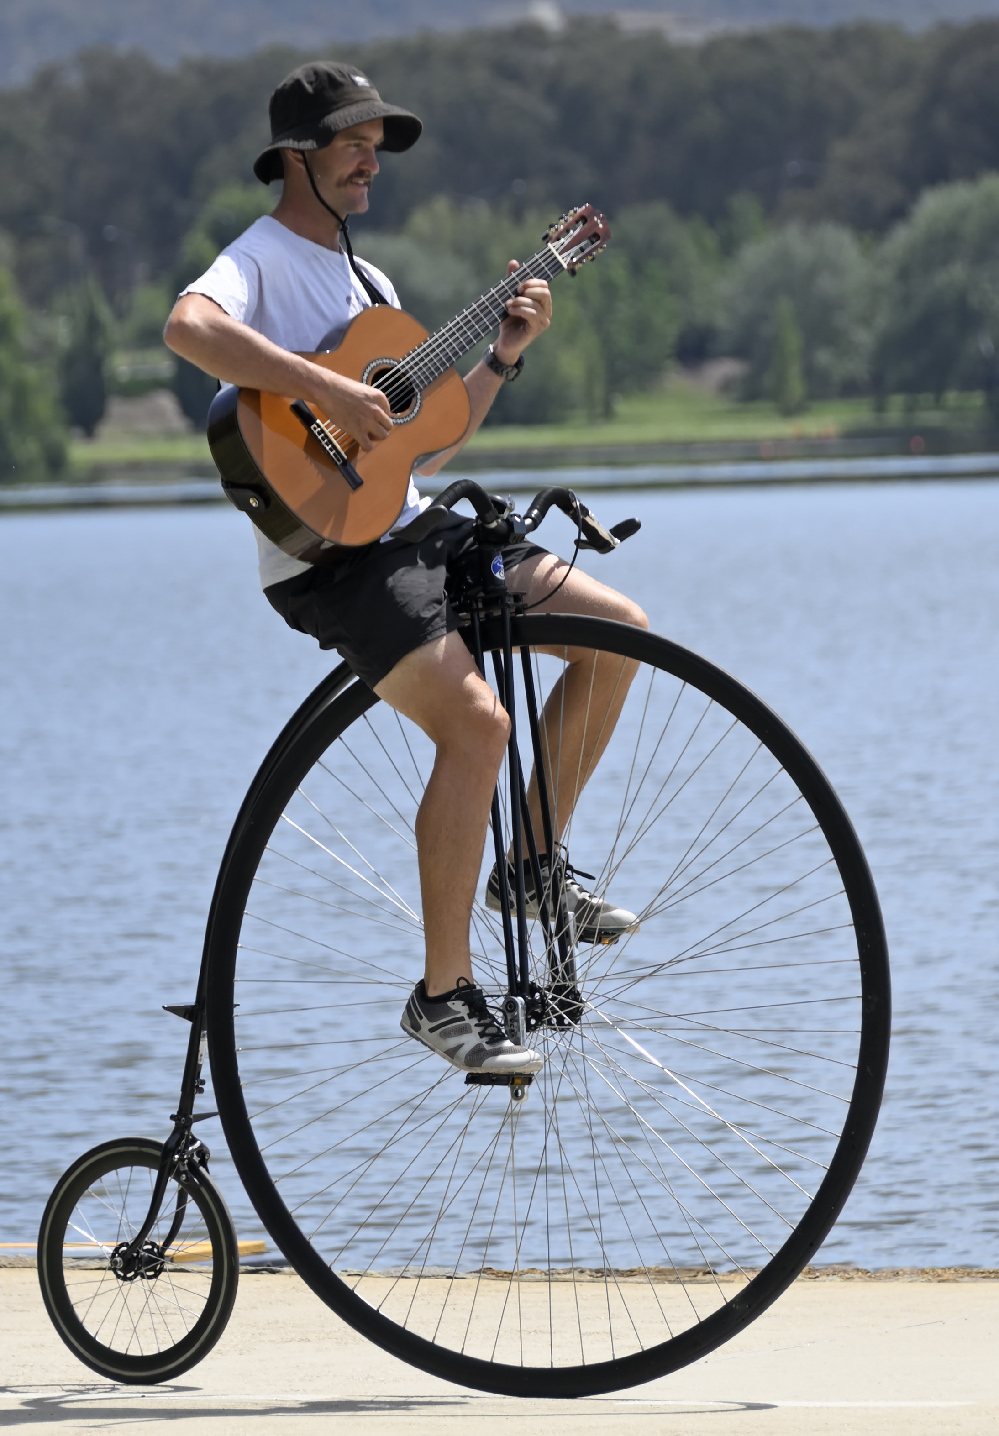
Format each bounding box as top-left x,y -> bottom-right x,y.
375,562 -> 645,992
510,554 -> 649,852
374,630 -> 510,997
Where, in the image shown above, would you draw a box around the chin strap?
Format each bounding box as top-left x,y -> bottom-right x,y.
302,154 -> 388,308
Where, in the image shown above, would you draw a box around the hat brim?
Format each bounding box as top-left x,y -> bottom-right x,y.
253,100 -> 422,183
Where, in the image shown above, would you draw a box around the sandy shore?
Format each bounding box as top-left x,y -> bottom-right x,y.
2,1267 -> 997,1434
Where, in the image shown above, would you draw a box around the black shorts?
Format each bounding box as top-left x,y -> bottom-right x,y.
264,514 -> 548,689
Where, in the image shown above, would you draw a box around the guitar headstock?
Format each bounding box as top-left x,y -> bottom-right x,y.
543,204 -> 611,271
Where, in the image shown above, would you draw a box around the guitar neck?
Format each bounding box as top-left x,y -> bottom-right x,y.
401,244 -> 567,390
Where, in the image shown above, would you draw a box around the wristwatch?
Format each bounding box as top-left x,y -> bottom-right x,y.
484,344 -> 524,382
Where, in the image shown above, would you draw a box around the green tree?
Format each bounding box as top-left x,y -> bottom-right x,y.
355,231 -> 480,334
58,275 -> 115,436
0,268 -> 67,482
770,295 -> 806,415
575,253 -> 676,418
488,277 -> 606,427
872,175 -> 999,418
120,279 -> 176,349
721,222 -> 873,400
604,201 -> 720,366
718,194 -> 769,259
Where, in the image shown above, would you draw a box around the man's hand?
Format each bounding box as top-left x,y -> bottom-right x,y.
494,260 -> 552,366
164,292 -> 393,450
312,369 -> 392,450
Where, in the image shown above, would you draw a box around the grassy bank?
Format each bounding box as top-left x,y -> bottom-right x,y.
467,385 -> 991,454
65,384 -> 995,478
69,433 -> 213,472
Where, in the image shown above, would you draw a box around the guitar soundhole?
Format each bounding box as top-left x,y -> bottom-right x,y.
368,363 -> 420,421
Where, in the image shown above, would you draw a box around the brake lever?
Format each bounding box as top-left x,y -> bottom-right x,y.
576,509 -> 641,554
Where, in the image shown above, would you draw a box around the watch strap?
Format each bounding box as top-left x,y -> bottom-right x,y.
484,344 -> 524,382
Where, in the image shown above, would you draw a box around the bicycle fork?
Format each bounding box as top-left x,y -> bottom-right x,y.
466,575 -> 582,1102
110,998 -> 217,1277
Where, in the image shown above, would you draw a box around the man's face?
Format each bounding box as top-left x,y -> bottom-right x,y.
308,119 -> 384,216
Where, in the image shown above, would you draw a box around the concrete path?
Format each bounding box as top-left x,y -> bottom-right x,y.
2,1268 -> 996,1434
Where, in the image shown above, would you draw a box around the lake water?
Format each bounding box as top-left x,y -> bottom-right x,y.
2,479 -> 998,1268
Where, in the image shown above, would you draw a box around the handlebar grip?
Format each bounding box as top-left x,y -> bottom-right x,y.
610,518 -> 641,543
523,487 -> 581,528
393,477 -> 506,544
425,478 -> 501,523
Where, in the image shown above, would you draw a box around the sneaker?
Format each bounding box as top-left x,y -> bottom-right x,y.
400,978 -> 544,1074
485,850 -> 640,945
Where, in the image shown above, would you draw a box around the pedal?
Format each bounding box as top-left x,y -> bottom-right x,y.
464,1072 -> 534,1088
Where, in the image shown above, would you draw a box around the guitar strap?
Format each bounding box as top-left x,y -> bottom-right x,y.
302,156 -> 389,308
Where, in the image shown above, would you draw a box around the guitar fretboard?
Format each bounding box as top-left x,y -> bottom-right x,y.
400,244 -> 567,391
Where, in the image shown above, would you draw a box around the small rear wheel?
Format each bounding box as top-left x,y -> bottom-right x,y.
38,1136 -> 239,1383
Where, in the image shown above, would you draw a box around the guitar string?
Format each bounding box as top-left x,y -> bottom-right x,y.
304,226 -> 592,454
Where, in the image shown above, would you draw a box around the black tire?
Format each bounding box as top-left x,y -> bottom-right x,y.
38,1137 -> 239,1383
206,616 -> 890,1397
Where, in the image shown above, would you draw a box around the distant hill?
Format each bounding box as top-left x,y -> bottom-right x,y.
5,0 -> 999,86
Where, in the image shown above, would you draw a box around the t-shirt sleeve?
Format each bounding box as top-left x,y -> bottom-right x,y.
179,249 -> 261,326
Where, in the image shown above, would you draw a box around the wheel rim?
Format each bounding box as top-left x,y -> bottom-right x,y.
40,1140 -> 230,1374
208,616 -> 889,1393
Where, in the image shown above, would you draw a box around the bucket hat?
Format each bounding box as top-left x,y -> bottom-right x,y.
254,61 -> 422,184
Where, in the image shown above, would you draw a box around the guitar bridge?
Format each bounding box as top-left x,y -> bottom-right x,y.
290,400 -> 364,491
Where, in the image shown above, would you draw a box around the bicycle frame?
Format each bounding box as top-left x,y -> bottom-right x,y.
458,518 -> 585,1099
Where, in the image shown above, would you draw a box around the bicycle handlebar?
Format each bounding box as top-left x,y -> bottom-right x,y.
395,478 -> 502,544
523,486 -> 641,554
396,476 -> 640,554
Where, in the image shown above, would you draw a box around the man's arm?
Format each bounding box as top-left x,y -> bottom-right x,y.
164,259 -> 551,464
163,293 -> 393,449
415,263 -> 552,479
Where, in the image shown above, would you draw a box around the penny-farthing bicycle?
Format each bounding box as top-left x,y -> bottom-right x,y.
38,479 -> 890,1397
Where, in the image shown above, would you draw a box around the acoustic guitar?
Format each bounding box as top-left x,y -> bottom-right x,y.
207,203 -> 611,561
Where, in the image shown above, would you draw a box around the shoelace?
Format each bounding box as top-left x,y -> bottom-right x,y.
529,850 -> 596,899
454,979 -> 509,1046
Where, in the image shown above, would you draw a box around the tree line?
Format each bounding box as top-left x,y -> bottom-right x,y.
3,18 -> 999,476
4,18 -> 999,307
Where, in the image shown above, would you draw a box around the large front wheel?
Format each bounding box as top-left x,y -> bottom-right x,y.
206,616 -> 890,1397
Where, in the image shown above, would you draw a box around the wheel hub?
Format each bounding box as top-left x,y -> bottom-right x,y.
109,1239 -> 166,1282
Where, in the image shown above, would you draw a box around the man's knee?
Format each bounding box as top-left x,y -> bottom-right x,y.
439,683 -> 510,762
612,594 -> 649,630
377,634 -> 510,757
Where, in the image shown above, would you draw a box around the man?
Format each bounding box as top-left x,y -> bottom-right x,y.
164,61 -> 647,1079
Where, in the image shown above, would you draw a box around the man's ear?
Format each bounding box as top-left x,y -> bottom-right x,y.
281,149 -> 304,179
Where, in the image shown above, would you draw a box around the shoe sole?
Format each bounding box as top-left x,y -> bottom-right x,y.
400,1019 -> 544,1076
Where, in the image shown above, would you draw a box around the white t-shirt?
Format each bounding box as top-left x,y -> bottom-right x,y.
181,214 -> 427,589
